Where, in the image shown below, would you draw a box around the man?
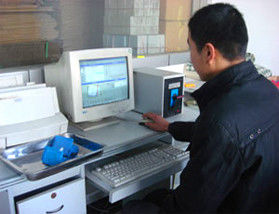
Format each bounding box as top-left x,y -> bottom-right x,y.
139,3 -> 279,213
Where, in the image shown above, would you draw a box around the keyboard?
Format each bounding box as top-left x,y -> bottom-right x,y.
90,144 -> 189,187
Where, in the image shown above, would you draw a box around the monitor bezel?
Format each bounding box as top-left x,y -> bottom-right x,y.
67,48 -> 134,123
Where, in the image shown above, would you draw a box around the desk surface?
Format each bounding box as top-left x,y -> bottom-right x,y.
0,161 -> 23,187
70,107 -> 198,149
0,106 -> 199,189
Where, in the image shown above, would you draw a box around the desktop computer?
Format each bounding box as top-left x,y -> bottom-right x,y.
44,48 -> 189,195
44,48 -> 135,131
133,68 -> 184,117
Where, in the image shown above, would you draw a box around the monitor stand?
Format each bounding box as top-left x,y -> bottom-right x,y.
71,116 -> 120,132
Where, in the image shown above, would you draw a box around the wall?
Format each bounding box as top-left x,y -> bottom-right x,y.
211,0 -> 279,76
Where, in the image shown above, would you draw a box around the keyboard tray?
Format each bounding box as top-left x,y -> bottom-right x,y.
85,141 -> 189,203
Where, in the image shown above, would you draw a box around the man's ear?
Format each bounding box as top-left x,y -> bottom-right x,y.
202,43 -> 215,64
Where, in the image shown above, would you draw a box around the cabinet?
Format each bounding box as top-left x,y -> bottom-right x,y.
0,190 -> 11,214
16,178 -> 86,214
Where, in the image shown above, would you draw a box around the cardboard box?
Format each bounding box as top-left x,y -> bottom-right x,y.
104,25 -> 159,35
132,47 -> 147,55
104,14 -> 159,27
159,20 -> 189,52
0,0 -> 61,68
105,0 -> 159,9
104,8 -> 160,17
103,34 -> 165,55
0,0 -> 36,5
103,34 -> 129,47
0,13 -> 59,44
160,0 -> 192,21
147,34 -> 165,48
0,40 -> 63,68
103,34 -> 165,48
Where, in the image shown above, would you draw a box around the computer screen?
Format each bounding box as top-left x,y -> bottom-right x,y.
80,57 -> 129,108
44,48 -> 135,131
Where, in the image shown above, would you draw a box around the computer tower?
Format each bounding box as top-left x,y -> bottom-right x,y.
133,68 -> 184,117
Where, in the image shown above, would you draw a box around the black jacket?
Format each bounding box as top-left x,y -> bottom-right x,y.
168,61 -> 279,213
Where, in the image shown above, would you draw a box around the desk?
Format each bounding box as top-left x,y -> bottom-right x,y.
0,106 -> 199,214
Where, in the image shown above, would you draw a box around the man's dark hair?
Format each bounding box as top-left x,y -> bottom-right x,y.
188,3 -> 248,60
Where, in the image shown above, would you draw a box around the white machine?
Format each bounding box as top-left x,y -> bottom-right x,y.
44,48 -> 135,131
0,83 -> 68,149
133,68 -> 184,118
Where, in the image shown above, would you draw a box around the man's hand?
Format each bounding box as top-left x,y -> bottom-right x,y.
268,76 -> 279,81
142,112 -> 169,132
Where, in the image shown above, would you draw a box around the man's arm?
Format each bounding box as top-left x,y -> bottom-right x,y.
143,112 -> 195,142
173,122 -> 244,212
168,121 -> 195,142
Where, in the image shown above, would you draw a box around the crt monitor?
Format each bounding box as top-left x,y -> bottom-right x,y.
44,48 -> 134,131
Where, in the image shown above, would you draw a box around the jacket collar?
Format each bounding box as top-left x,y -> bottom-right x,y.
192,60 -> 258,111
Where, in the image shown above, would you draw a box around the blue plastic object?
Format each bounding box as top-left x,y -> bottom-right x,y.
68,144 -> 79,158
49,135 -> 74,157
42,146 -> 67,166
42,136 -> 79,166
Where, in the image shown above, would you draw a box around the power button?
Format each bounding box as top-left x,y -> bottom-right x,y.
51,192 -> 57,199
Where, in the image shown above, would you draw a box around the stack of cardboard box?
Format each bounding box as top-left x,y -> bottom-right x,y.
0,13 -> 58,44
159,0 -> 192,52
0,0 -> 36,5
0,1 -> 62,67
103,0 -> 165,56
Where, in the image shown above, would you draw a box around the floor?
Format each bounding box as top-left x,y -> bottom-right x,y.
87,197 -> 122,214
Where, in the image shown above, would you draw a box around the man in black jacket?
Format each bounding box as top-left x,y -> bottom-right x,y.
141,3 -> 279,213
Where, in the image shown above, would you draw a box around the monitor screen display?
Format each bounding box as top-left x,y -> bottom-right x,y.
79,57 -> 129,108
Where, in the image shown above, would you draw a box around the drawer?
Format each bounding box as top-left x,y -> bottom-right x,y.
86,141 -> 189,203
86,159 -> 188,203
16,178 -> 86,214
